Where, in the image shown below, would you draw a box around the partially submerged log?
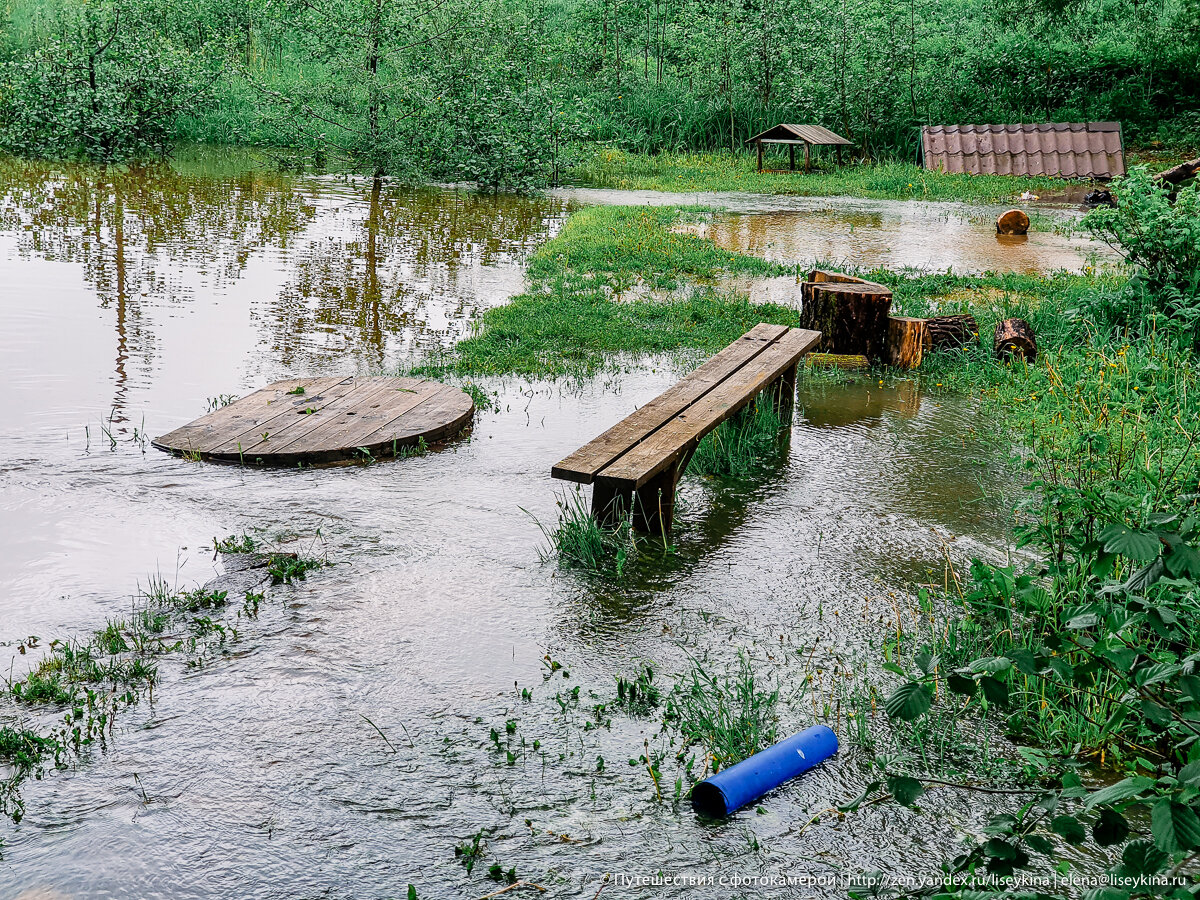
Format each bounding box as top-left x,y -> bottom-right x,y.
805,353 -> 870,370
1155,157 -> 1200,188
994,318 -> 1037,361
996,209 -> 1030,235
886,316 -> 927,369
925,314 -> 978,350
799,279 -> 893,360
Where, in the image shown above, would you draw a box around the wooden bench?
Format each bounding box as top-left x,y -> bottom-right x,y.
551,323 -> 821,535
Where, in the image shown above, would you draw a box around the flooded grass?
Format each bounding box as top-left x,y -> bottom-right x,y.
416,205 -> 801,379
686,396 -> 788,479
668,656 -> 781,774
571,149 -> 1066,204
0,159 -> 1121,894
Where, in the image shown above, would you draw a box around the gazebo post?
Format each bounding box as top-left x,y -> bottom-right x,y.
804,142 -> 811,172
789,144 -> 795,171
757,140 -> 763,172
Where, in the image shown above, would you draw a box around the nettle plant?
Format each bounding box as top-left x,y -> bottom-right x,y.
866,512 -> 1200,897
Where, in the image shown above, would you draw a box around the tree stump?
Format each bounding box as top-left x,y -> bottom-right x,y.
886,317 -> 928,369
996,209 -> 1030,235
799,281 -> 893,360
925,314 -> 978,350
994,318 -> 1037,361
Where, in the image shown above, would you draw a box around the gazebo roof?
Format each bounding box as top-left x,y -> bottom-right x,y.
745,124 -> 852,146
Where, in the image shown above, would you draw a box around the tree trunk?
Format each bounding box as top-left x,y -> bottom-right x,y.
925,314 -> 978,350
994,318 -> 1037,361
799,281 -> 893,360
887,316 -> 927,369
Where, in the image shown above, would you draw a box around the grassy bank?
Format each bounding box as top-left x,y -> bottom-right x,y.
569,149 -> 1070,203
415,205 -> 800,379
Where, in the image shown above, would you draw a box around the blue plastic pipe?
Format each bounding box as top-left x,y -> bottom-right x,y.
691,724 -> 838,817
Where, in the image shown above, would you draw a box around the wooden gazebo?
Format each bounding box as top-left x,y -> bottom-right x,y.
745,124 -> 852,172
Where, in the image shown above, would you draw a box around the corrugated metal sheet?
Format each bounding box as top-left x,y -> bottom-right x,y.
746,124 -> 852,146
921,123 -> 1125,178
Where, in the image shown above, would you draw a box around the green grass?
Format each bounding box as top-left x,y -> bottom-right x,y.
686,395 -> 787,478
534,489 -> 639,576
570,148 -> 1068,204
415,205 -> 799,379
667,656 -> 780,773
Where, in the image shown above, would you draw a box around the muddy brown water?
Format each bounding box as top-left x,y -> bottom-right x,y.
1,158 -> 1105,898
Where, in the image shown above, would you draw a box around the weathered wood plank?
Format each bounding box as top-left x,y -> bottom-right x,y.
151,377 -> 346,454
203,376 -> 368,456
551,323 -> 789,484
153,376 -> 474,465
243,378 -> 436,458
595,328 -> 821,489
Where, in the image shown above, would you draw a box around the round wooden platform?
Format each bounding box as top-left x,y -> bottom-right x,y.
152,376 -> 474,465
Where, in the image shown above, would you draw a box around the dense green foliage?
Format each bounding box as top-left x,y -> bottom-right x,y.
857,173 -> 1200,896
1,0 -> 1196,178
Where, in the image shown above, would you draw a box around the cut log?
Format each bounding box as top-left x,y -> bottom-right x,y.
805,268 -> 875,286
925,314 -> 978,350
994,318 -> 1037,361
799,281 -> 893,360
1154,157 -> 1200,188
996,209 -> 1030,235
887,316 -> 927,369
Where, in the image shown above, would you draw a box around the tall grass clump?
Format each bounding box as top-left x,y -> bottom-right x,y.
667,655 -> 779,772
534,490 -> 638,576
686,395 -> 786,478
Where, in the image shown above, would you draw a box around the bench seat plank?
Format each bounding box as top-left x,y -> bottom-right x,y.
594,327 -> 821,489
550,323 -> 789,484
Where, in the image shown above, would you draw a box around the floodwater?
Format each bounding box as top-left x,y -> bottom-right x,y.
556,187 -> 1114,275
0,158 -> 1092,898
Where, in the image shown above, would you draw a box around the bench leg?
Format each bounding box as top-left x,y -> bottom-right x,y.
773,361 -> 799,424
591,480 -> 631,527
633,461 -> 680,538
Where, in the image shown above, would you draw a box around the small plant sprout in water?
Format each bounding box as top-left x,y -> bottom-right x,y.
206,394 -> 237,412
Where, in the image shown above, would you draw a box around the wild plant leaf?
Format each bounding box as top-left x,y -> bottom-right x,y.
914,651 -> 939,675
887,775 -> 924,807
979,675 -> 1009,706
1184,678 -> 1200,705
1008,648 -> 1039,674
837,780 -> 881,813
1165,542 -> 1200,578
1118,840 -> 1169,877
1100,524 -> 1163,561
1051,814 -> 1086,844
1141,699 -> 1174,727
1094,807 -> 1131,846
947,673 -> 976,695
1084,776 -> 1154,810
1151,799 -> 1200,852
1024,834 -> 1054,855
969,657 -> 1012,674
1138,662 -> 1181,687
885,681 -> 932,721
1124,558 -> 1168,594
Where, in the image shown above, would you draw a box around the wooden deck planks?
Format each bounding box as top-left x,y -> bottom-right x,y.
230,378 -> 433,458
594,328 -> 821,489
152,376 -> 474,464
151,377 -> 348,455
550,323 -> 789,484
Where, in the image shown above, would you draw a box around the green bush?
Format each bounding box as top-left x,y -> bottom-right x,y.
1084,167 -> 1200,334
